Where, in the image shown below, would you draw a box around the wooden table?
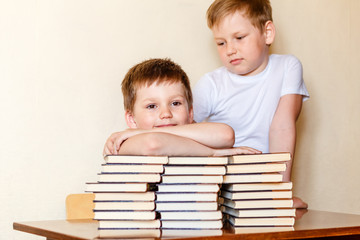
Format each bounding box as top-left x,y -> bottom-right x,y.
13,210 -> 360,239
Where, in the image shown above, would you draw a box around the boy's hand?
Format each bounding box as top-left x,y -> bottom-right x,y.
213,146 -> 262,156
103,129 -> 145,155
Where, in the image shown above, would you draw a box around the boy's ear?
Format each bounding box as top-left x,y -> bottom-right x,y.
264,20 -> 276,45
188,107 -> 194,123
125,111 -> 137,128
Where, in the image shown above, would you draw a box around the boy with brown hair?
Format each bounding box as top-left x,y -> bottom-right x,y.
193,0 -> 309,208
103,58 -> 260,157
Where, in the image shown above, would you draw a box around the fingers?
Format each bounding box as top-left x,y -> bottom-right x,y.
234,146 -> 262,155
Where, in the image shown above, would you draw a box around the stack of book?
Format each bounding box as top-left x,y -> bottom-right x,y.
156,156 -> 227,237
219,153 -> 296,233
85,155 -> 168,238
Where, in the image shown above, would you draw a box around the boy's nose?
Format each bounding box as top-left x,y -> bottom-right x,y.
159,107 -> 173,119
226,43 -> 236,56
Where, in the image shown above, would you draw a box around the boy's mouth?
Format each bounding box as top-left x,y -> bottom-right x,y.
230,58 -> 243,65
155,124 -> 177,128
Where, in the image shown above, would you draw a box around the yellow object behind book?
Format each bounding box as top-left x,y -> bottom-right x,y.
66,193 -> 95,220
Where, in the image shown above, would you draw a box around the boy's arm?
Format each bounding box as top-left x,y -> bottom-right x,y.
104,122 -> 235,155
117,132 -> 260,157
269,94 -> 303,182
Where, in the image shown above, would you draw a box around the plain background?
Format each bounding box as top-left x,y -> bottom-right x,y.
1,0 -> 359,239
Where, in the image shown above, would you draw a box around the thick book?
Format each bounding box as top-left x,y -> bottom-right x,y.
163,165 -> 226,175
228,215 -> 295,226
161,175 -> 223,184
228,225 -> 294,234
156,202 -> 218,211
98,173 -> 161,183
94,192 -> 155,201
98,228 -> 161,238
157,184 -> 220,193
104,155 -> 168,164
221,206 -> 296,217
94,201 -> 155,211
94,210 -> 157,220
220,197 -> 293,209
168,156 -> 228,165
85,182 -> 157,192
101,164 -> 164,173
161,229 -> 223,237
221,182 -> 293,192
225,163 -> 286,174
228,153 -> 291,164
220,190 -> 293,200
160,211 -> 222,220
98,219 -> 160,229
156,192 -> 218,202
161,220 -> 223,229
223,173 -> 283,184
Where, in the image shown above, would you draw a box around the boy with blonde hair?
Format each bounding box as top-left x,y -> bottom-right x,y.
103,58 -> 260,157
193,0 -> 309,208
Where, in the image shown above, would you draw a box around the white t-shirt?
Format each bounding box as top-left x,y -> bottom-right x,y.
193,54 -> 309,153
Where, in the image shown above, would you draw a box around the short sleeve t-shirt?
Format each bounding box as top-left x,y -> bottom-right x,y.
193,54 -> 309,152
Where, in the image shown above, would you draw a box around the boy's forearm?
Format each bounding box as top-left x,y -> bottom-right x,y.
118,132 -> 216,157
147,122 -> 235,148
269,127 -> 295,182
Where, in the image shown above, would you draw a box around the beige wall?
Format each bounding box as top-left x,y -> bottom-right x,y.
1,0 -> 359,239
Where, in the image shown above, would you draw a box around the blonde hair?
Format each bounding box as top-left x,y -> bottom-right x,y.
207,0 -> 273,32
121,58 -> 192,113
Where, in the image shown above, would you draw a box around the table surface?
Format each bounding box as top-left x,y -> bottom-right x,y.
13,209 -> 360,240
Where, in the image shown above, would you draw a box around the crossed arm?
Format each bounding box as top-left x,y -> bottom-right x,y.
103,122 -> 261,156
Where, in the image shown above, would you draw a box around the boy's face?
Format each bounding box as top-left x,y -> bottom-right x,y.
212,11 -> 274,76
125,81 -> 193,129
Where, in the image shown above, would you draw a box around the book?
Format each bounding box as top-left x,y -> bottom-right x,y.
94,201 -> 155,211
104,155 -> 168,164
98,228 -> 161,238
156,202 -> 218,211
221,182 -> 293,192
163,165 -> 226,175
225,163 -> 286,174
94,192 -> 155,201
156,192 -> 218,202
168,156 -> 228,165
220,190 -> 293,200
220,197 -> 293,209
161,175 -> 223,184
228,225 -> 294,234
159,211 -> 222,220
161,229 -> 223,237
98,173 -> 161,183
157,184 -> 220,193
85,182 -> 157,192
102,164 -> 164,173
223,173 -> 283,184
94,210 -> 157,220
161,220 -> 223,229
221,206 -> 296,217
98,219 -> 160,229
228,215 -> 295,226
228,153 -> 291,164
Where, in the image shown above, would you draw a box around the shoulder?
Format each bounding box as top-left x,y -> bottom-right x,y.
202,66 -> 229,81
270,54 -> 302,68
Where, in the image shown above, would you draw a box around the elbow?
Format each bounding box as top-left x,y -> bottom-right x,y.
219,123 -> 235,147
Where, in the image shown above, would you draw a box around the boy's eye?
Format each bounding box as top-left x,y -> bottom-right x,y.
216,42 -> 225,46
171,101 -> 182,106
236,36 -> 245,40
146,104 -> 157,109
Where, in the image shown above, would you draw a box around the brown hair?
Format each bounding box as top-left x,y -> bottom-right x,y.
207,0 -> 273,32
121,58 -> 193,113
